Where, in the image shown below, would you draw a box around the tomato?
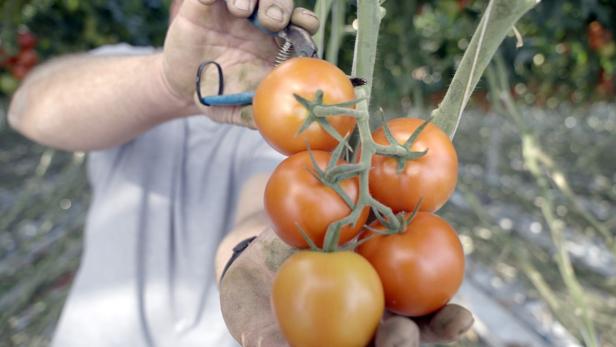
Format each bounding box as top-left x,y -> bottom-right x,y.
17,49 -> 38,68
265,150 -> 369,248
17,31 -> 37,50
369,117 -> 458,212
272,251 -> 384,347
357,212 -> 465,317
254,57 -> 356,155
11,65 -> 29,80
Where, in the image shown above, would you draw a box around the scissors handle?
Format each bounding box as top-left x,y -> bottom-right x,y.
200,92 -> 255,107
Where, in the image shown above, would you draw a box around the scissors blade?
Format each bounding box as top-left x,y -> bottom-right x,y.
280,25 -> 318,58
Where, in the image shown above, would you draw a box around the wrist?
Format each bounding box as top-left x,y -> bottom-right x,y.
151,52 -> 199,118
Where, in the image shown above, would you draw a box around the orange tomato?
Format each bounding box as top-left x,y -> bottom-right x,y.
272,251 -> 384,347
253,57 -> 356,155
357,212 -> 465,316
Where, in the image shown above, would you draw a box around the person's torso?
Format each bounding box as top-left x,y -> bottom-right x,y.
52,115 -> 281,347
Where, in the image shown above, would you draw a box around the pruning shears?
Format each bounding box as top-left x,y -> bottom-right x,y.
196,14 -> 364,107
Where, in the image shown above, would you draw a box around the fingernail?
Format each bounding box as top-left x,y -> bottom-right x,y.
234,0 -> 251,11
300,8 -> 317,18
266,5 -> 283,21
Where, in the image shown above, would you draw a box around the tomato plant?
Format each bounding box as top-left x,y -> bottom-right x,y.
370,117 -> 458,213
253,57 -> 357,155
272,251 -> 384,347
357,212 -> 465,317
1,30 -> 39,86
17,31 -> 37,50
265,150 -> 369,249
11,65 -> 29,80
17,50 -> 38,69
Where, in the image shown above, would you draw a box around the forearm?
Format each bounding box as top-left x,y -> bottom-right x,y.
215,174 -> 272,284
8,52 -> 197,151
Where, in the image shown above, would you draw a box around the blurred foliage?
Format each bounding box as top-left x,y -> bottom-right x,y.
367,0 -> 616,113
1,0 -> 615,102
0,0 -> 171,94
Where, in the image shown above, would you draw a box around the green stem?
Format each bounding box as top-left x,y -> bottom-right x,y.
431,0 -> 540,138
313,0 -> 334,58
320,90 -> 401,252
313,105 -> 364,118
325,0 -> 346,64
351,0 -> 382,107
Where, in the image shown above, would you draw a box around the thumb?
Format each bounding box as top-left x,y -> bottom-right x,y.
374,316 -> 420,347
177,0 -> 220,25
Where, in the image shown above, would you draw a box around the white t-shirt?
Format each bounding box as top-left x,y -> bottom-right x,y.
51,45 -> 282,347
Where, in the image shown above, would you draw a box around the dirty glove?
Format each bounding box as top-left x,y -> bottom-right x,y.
219,229 -> 474,347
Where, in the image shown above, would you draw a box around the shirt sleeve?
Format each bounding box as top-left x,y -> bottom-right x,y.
232,128 -> 284,191
89,43 -> 157,56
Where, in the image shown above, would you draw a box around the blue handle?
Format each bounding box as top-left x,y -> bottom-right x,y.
200,92 -> 255,107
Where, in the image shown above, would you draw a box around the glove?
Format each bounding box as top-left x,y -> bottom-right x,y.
219,229 -> 474,347
161,0 -> 319,127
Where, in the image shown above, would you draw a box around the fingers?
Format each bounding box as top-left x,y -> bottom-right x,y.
291,7 -> 320,35
240,323 -> 288,347
375,316 -> 420,347
257,0 -> 294,32
226,0 -> 257,17
417,304 -> 474,343
178,0 -> 217,22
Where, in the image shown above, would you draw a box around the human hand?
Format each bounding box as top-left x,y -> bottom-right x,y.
219,229 -> 474,347
161,0 -> 319,127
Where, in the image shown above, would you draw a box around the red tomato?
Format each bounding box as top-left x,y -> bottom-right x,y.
17,49 -> 38,68
265,150 -> 369,249
253,57 -> 357,155
17,31 -> 37,50
357,212 -> 465,316
272,251 -> 384,347
369,117 -> 458,212
11,65 -> 29,80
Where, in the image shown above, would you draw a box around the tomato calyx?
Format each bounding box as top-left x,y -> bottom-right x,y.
376,116 -> 432,173
301,141 -> 370,253
294,90 -> 364,150
371,199 -> 423,237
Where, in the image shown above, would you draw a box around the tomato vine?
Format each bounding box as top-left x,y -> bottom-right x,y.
286,0 -> 542,253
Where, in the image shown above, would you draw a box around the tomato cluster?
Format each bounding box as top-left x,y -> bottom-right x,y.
254,57 -> 464,346
0,30 -> 39,81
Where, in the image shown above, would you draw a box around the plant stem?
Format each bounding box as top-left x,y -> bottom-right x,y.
313,0 -> 334,58
317,89 -> 401,252
325,0 -> 347,64
351,0 -> 382,107
431,0 -> 540,138
486,52 -> 599,347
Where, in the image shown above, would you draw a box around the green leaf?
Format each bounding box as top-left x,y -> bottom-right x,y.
431,0 -> 540,138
